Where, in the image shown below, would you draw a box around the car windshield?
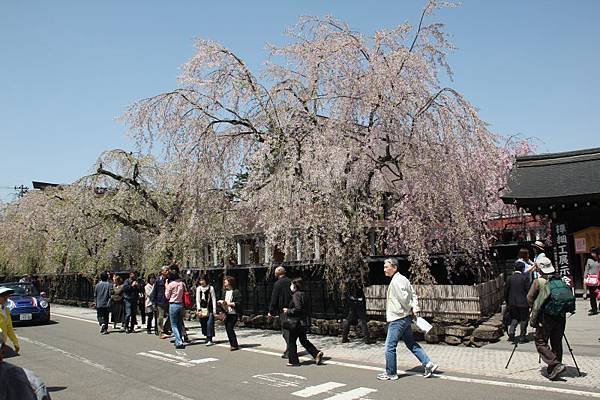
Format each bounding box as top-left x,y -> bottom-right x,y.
3,283 -> 40,297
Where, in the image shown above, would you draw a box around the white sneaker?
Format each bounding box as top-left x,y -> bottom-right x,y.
423,362 -> 438,378
206,341 -> 214,346
377,373 -> 399,381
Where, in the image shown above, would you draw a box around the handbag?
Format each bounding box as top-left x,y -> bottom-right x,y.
197,307 -> 209,318
282,317 -> 300,331
595,289 -> 600,300
585,274 -> 598,287
183,290 -> 192,308
216,312 -> 226,321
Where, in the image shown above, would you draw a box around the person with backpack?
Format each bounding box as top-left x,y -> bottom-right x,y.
528,256 -> 576,381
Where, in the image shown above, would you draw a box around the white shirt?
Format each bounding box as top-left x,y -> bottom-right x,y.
196,285 -> 217,313
386,272 -> 419,322
225,290 -> 235,314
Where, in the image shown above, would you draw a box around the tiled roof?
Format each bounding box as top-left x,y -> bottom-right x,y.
502,147 -> 600,205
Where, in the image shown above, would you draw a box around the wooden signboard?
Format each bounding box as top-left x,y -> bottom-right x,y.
573,227 -> 600,254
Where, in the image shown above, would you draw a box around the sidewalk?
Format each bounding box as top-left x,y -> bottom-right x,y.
49,301 -> 600,389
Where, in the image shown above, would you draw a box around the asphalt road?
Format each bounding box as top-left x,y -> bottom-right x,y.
5,313 -> 597,400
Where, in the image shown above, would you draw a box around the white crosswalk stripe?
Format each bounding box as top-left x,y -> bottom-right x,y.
137,352 -> 195,367
322,387 -> 377,400
291,382 -> 347,397
291,382 -> 377,400
137,350 -> 218,368
148,350 -> 218,364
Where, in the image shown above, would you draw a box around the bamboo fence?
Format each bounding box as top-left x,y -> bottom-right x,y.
365,275 -> 504,320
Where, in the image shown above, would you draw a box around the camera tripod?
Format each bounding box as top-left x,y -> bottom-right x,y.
505,333 -> 581,377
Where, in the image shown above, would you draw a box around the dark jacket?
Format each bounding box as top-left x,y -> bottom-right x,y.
222,289 -> 243,314
122,278 -> 141,301
151,276 -> 168,306
505,271 -> 530,309
287,291 -> 311,327
269,276 -> 292,316
94,281 -> 112,309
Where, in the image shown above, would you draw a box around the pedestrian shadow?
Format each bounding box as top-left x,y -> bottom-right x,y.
563,366 -> 586,378
239,344 -> 262,349
47,386 -> 67,393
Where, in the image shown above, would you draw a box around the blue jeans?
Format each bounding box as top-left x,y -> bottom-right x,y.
385,316 -> 430,376
169,303 -> 185,346
200,313 -> 215,339
124,299 -> 137,331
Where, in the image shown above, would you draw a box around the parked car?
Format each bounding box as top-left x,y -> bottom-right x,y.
3,282 -> 50,323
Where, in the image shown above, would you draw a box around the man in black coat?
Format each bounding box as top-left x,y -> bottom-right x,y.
341,272 -> 373,344
504,262 -> 531,343
123,271 -> 141,333
268,266 -> 292,358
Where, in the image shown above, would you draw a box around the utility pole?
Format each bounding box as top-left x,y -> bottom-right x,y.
14,185 -> 29,198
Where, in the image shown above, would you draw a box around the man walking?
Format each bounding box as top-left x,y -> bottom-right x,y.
94,272 -> 112,335
505,259 -> 530,343
528,256 -> 575,381
377,258 -> 437,381
341,271 -> 374,344
122,271 -> 141,333
152,266 -> 171,337
268,266 -> 292,358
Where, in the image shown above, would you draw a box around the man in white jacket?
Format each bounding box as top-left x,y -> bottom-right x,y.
377,258 -> 438,381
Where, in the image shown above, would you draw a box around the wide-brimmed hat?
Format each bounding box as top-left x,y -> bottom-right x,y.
537,256 -> 555,274
532,240 -> 546,251
0,287 -> 15,296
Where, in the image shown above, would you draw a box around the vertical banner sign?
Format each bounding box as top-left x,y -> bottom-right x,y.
553,223 -> 570,277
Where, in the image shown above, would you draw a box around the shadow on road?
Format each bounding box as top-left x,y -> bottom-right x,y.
47,386 -> 67,393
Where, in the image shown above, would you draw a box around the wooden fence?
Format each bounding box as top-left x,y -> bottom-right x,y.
365,275 -> 504,320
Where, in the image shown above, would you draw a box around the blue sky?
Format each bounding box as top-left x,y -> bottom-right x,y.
1,1 -> 598,201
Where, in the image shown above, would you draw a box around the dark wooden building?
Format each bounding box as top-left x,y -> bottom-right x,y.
502,147 -> 600,294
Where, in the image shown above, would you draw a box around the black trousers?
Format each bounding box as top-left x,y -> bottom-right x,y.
535,313 -> 566,372
588,286 -> 598,312
225,314 -> 239,348
288,326 -> 319,364
146,310 -> 156,332
96,307 -> 109,330
280,313 -> 290,355
341,300 -> 370,341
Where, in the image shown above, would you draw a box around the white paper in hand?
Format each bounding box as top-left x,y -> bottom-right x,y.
415,317 -> 433,333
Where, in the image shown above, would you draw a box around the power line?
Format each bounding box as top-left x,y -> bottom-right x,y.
0,185 -> 29,198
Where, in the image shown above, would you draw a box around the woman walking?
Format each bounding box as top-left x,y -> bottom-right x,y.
218,276 -> 241,351
144,274 -> 157,334
584,247 -> 600,315
165,269 -> 187,349
110,275 -> 125,330
283,278 -> 323,366
196,275 -> 217,346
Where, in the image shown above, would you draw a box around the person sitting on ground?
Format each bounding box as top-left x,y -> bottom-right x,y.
504,258 -> 530,343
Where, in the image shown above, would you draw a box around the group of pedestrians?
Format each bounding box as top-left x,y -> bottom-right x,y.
94,265 -> 242,351
504,241 -> 577,381
94,260 -> 438,380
